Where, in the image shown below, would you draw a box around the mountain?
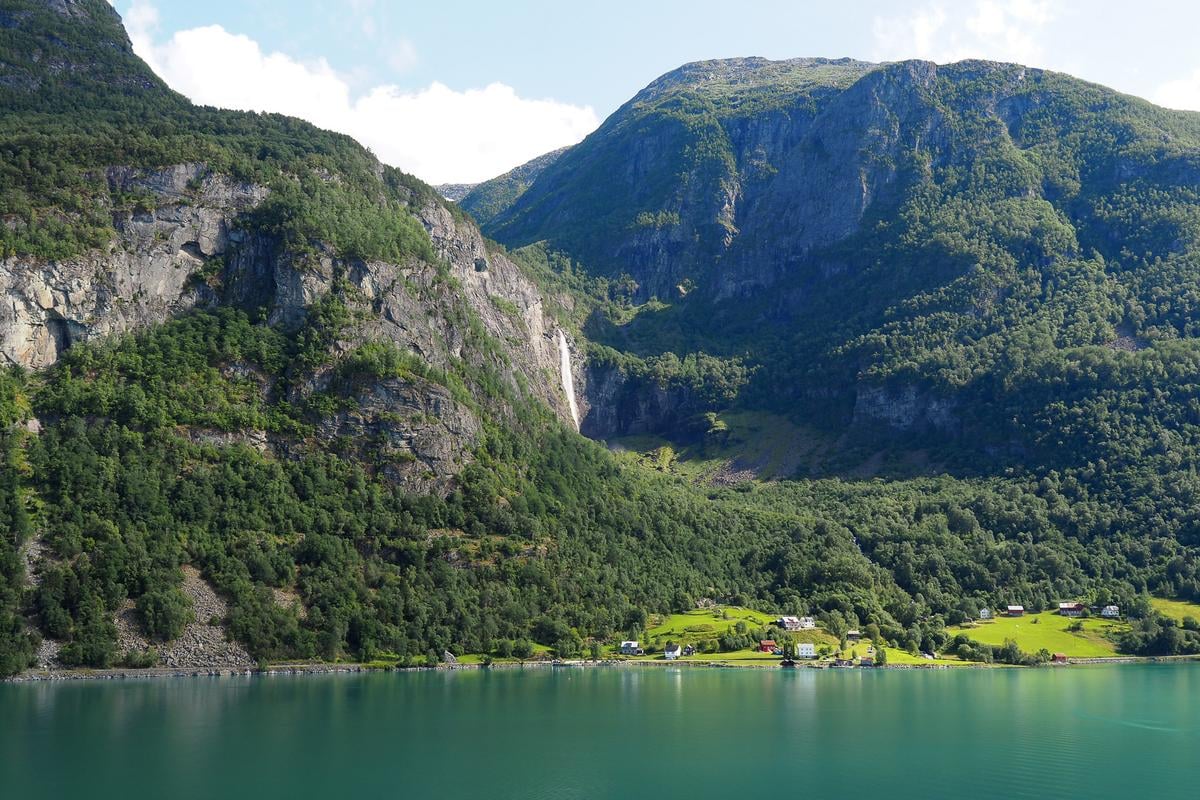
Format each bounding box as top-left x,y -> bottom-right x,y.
459,146 -> 569,225
477,55 -> 1200,473
0,0 -> 925,675
1,3 -> 1199,676
434,183 -> 477,202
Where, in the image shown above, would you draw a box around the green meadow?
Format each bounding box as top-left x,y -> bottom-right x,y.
643,607 -> 775,645
882,648 -> 968,666
1149,598 -> 1200,623
948,611 -> 1126,657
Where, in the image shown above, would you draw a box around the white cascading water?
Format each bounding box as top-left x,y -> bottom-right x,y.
557,329 -> 581,430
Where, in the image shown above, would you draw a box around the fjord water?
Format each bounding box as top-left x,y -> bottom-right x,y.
2,665 -> 1198,799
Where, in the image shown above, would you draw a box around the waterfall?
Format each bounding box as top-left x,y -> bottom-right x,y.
557,329 -> 580,431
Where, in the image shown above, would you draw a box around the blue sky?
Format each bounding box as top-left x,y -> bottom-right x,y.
115,1 -> 1200,184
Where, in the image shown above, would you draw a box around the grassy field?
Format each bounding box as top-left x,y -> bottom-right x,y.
435,643 -> 555,666
1150,597 -> 1200,623
609,411 -> 813,482
643,607 -> 776,646
883,648 -> 969,666
684,649 -> 782,664
948,611 -> 1126,657
624,606 -> 840,663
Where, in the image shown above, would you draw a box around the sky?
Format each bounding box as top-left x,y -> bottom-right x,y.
110,0 -> 1200,185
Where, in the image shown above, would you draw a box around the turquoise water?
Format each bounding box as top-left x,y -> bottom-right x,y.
2,664 -> 1198,798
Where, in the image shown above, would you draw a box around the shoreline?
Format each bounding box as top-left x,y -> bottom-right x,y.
10,653 -> 1200,683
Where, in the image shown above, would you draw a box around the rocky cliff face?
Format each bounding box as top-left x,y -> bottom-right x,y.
478,55 -> 1200,450
851,384 -> 958,434
480,57 -> 1196,307
311,376 -> 483,495
0,160 -> 576,491
480,57 -> 879,301
577,360 -> 700,440
0,163 -> 259,367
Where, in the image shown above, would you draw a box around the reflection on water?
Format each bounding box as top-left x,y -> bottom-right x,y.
2,664 -> 1198,799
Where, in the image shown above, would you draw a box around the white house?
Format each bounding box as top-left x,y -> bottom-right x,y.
979,607 -> 993,620
620,641 -> 641,656
777,616 -> 817,631
664,644 -> 682,660
796,642 -> 816,659
1100,605 -> 1120,619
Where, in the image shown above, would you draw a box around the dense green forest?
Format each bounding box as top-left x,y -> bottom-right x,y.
4,1 -> 1200,677
470,58 -> 1200,659
2,309 -> 1198,672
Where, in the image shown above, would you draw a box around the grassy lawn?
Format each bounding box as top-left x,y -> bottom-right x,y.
883,648 -> 968,666
948,611 -> 1126,657
1150,597 -> 1200,623
689,649 -> 782,664
644,606 -> 777,646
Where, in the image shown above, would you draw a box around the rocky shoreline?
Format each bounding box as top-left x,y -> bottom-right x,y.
14,653 -> 1197,683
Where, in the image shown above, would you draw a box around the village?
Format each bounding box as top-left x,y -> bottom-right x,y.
570,600 -> 1136,669
429,597 -> 1200,671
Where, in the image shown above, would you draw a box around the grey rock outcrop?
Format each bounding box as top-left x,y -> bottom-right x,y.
435,183 -> 477,202
0,160 -> 575,491
312,377 -> 482,495
578,359 -> 701,440
0,163 -> 259,367
852,384 -> 958,433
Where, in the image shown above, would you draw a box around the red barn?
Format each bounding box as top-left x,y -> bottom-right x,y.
759,640 -> 777,653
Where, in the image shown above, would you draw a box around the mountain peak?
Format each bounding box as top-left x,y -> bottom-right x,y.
628,55 -> 878,109
0,0 -> 169,108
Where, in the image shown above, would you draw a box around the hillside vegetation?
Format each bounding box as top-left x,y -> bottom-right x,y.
3,2 -> 1200,676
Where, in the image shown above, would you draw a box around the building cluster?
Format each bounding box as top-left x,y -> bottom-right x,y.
978,603 -> 1120,620
775,616 -> 816,632
620,613 -> 881,665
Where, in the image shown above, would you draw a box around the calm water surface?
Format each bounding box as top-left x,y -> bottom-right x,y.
2,664 -> 1199,799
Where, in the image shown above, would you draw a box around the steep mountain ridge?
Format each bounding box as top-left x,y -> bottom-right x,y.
485,56 -> 1200,301
459,146 -> 569,225
479,56 -> 1200,470
0,0 -> 579,442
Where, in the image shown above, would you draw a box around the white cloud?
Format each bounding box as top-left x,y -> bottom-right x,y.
120,1 -> 598,184
872,0 -> 1057,66
1153,70 -> 1200,112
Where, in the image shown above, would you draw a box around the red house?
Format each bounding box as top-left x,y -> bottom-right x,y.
1052,653 -> 1069,664
1006,605 -> 1025,617
1058,602 -> 1085,617
759,640 -> 777,653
